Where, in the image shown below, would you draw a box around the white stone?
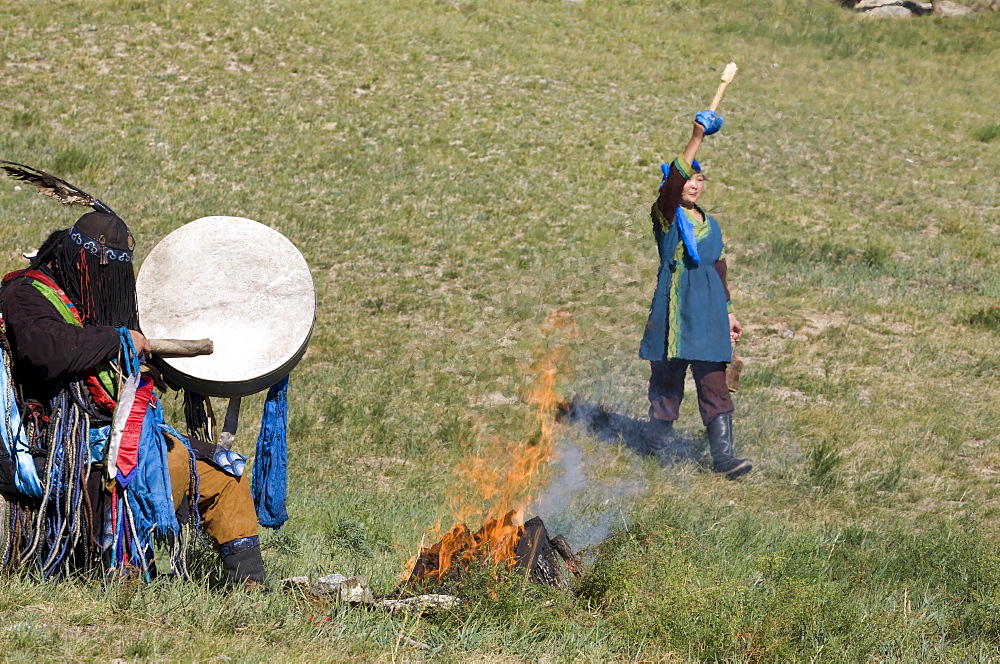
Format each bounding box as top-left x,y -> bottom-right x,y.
853,0 -> 973,17
311,573 -> 348,595
937,0 -> 975,15
339,576 -> 375,604
311,574 -> 375,604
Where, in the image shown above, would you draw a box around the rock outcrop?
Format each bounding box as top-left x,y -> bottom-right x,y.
840,0 -> 985,17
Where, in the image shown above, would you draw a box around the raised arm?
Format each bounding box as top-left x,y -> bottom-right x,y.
655,111 -> 722,221
682,121 -> 706,167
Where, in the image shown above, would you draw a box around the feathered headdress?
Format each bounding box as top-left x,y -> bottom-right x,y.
1,160 -> 138,329
0,160 -> 116,216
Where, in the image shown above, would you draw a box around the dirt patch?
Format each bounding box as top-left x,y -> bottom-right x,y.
796,311 -> 852,337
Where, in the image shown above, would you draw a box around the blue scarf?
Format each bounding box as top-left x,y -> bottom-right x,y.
674,207 -> 701,266
125,402 -> 181,541
252,375 -> 289,529
660,161 -> 702,265
116,329 -> 179,560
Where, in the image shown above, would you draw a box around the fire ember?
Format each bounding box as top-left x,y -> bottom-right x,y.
402,510 -> 582,592
400,313 -> 582,594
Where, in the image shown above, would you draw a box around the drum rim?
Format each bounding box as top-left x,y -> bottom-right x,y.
137,215 -> 315,396
156,322 -> 314,397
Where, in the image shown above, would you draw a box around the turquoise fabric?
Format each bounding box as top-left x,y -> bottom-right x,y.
125,398 -> 181,541
116,330 -> 179,566
639,209 -> 732,363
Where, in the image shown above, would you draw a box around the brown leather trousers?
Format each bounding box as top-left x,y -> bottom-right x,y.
165,435 -> 258,548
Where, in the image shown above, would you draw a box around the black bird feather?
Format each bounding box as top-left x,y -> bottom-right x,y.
0,160 -> 115,215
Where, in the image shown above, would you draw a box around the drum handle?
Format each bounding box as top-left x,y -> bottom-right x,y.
218,398 -> 242,450
148,338 -> 214,358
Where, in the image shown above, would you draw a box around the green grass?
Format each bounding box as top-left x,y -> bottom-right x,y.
966,305 -> 1000,332
973,123 -> 1000,142
1,0 -> 999,659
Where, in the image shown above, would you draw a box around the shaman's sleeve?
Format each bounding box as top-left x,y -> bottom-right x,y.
1,281 -> 120,381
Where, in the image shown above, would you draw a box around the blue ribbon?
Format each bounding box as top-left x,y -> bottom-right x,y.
659,160 -> 701,187
0,354 -> 43,498
114,329 -> 179,566
118,327 -> 141,375
125,400 -> 181,544
252,375 -> 289,529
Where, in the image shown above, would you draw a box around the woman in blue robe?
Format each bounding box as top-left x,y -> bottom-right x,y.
639,111 -> 751,479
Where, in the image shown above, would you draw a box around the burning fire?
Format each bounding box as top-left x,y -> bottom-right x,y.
406,312 -> 574,585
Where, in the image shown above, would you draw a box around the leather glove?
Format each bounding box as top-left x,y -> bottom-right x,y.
695,110 -> 724,135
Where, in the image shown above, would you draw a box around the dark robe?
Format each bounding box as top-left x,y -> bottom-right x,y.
1,272 -> 120,405
0,272 -> 119,495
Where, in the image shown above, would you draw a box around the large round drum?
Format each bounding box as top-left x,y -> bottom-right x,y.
137,216 -> 315,397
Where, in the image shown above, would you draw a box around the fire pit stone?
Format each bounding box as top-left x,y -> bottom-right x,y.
312,573 -> 376,604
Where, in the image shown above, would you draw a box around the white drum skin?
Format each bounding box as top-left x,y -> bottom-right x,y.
136,216 -> 315,397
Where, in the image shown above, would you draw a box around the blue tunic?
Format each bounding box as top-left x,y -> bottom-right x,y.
639,200 -> 732,364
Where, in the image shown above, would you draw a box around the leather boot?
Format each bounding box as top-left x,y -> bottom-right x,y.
220,535 -> 267,588
647,418 -> 674,463
706,413 -> 752,479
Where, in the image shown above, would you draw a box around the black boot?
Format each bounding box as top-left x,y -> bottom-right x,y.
706,413 -> 752,480
220,535 -> 267,588
647,418 -> 675,463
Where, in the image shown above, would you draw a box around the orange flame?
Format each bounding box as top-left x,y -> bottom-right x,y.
409,510 -> 523,583
406,312 -> 575,585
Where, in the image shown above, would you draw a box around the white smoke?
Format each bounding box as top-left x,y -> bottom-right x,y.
529,436 -> 646,555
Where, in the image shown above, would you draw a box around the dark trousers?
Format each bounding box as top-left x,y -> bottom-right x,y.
648,359 -> 733,426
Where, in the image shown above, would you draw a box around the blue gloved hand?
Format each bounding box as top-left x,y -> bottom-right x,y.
695,110 -> 724,136
213,446 -> 247,478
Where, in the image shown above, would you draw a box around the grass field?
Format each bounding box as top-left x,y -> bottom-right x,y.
1,0 -> 999,660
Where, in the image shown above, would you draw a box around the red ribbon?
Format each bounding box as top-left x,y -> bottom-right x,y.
115,377 -> 155,486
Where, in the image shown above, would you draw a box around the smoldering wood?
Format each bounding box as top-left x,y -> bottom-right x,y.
549,534 -> 584,577
406,523 -> 477,588
401,515 -> 581,593
514,516 -> 568,589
